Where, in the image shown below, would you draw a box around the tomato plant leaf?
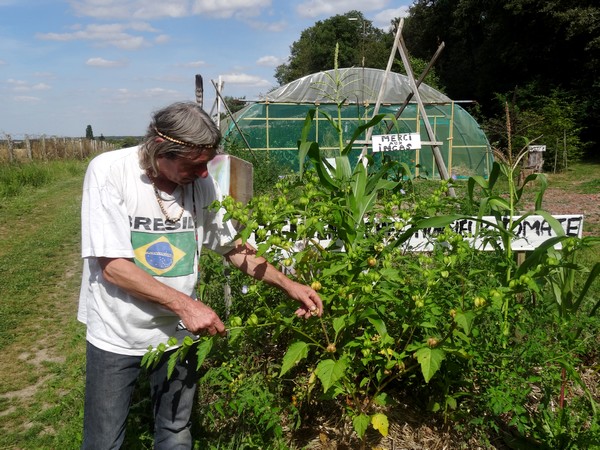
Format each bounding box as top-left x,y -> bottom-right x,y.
195,337 -> 213,371
316,358 -> 347,393
353,414 -> 370,438
371,412 -> 389,437
279,341 -> 309,377
454,310 -> 475,335
414,347 -> 445,383
333,316 -> 346,337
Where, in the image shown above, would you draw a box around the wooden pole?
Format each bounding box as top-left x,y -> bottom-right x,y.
359,18 -> 403,160
6,134 -> 14,163
397,34 -> 456,197
385,41 -> 445,133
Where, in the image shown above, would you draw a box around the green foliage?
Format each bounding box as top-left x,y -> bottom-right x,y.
403,0 -> 600,160
483,87 -> 585,171
224,140 -> 294,196
145,58 -> 600,447
275,11 -> 393,85
0,162 -> 51,198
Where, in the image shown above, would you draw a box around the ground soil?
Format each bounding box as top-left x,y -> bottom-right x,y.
536,188 -> 600,236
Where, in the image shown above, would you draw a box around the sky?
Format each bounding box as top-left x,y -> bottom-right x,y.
0,0 -> 409,138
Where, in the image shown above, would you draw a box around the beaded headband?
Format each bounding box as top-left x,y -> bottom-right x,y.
154,127 -> 215,150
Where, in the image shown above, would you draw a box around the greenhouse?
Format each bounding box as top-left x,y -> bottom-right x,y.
222,67 -> 494,179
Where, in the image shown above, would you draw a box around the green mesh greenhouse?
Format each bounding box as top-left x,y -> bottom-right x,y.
222,68 -> 493,179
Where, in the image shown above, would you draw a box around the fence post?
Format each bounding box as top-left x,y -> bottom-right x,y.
24,135 -> 33,160
41,136 -> 47,161
5,134 -> 14,163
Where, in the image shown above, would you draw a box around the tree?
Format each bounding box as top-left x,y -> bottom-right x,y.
402,0 -> 600,159
275,11 -> 393,85
85,125 -> 94,140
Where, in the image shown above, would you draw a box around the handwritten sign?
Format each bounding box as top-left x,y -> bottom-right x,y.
528,145 -> 546,152
399,215 -> 583,251
257,214 -> 584,254
372,133 -> 421,152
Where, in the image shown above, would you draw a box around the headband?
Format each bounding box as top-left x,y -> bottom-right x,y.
154,127 -> 215,150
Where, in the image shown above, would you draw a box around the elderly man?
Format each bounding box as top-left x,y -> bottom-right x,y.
78,101 -> 322,449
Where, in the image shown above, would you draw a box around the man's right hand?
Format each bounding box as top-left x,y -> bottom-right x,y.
176,299 -> 226,336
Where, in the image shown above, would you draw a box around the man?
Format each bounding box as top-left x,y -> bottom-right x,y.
77,101 -> 323,449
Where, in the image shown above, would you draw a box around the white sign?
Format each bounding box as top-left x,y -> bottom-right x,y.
261,214 -> 584,254
398,214 -> 583,251
372,133 -> 421,152
528,145 -> 546,152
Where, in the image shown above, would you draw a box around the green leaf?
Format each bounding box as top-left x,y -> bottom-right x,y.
196,337 -> 213,370
379,267 -> 404,282
353,414 -> 370,438
414,347 -> 445,383
334,155 -> 352,180
321,261 -> 351,277
371,413 -> 389,437
316,358 -> 347,393
279,341 -> 309,377
454,311 -> 475,335
167,351 -> 179,379
342,113 -> 388,155
333,316 -> 346,337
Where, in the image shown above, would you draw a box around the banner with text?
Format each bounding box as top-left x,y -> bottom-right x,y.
372,133 -> 421,152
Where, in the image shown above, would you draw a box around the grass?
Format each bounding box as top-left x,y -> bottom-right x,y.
0,162 -> 88,448
0,158 -> 598,449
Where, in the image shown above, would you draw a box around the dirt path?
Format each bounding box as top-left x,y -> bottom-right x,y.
540,188 -> 600,236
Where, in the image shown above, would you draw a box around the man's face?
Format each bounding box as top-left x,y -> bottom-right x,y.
156,148 -> 217,185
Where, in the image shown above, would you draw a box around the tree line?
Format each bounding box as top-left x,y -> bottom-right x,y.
273,3 -> 600,169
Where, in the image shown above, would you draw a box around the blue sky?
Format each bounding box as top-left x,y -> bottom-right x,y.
0,0 -> 409,138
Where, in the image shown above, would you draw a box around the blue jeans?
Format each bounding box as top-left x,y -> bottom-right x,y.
81,342 -> 200,450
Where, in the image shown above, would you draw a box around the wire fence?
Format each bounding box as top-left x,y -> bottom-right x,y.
0,133 -> 116,164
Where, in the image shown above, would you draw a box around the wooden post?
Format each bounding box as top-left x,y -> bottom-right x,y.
40,136 -> 46,161
25,135 -> 32,160
6,134 -> 14,163
397,34 -> 456,197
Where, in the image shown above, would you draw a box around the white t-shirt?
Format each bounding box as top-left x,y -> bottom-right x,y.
77,146 -> 238,356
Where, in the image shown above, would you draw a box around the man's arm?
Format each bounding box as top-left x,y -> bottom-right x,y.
98,257 -> 226,335
224,241 -> 323,319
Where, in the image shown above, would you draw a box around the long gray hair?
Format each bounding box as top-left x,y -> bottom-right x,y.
139,102 -> 221,176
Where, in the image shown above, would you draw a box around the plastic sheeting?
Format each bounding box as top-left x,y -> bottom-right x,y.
223,68 -> 493,179
262,67 -> 451,104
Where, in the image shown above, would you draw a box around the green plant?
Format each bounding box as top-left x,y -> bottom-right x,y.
143,60 -> 600,450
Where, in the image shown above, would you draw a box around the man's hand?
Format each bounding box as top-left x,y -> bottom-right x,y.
98,257 -> 226,336
177,299 -> 226,336
225,241 -> 324,320
285,281 -> 324,319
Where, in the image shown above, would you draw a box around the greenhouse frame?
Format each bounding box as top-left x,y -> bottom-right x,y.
222,67 -> 494,179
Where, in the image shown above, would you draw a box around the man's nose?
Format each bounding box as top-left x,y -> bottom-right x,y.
195,164 -> 209,178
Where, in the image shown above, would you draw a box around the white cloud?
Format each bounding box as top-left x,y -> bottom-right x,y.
0,59 -> 6,65
191,0 -> 271,19
155,34 -> 170,44
86,57 -> 127,67
295,0 -> 390,18
6,79 -> 50,92
245,19 -> 287,32
181,60 -> 208,68
13,96 -> 41,102
145,87 -> 179,95
221,72 -> 271,87
30,83 -> 51,91
68,0 -> 273,20
97,86 -> 181,104
373,7 -> 408,29
36,23 -> 153,50
256,55 -> 283,67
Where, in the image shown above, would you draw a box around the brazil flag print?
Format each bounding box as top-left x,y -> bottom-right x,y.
132,231 -> 196,277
